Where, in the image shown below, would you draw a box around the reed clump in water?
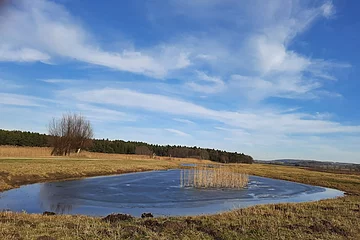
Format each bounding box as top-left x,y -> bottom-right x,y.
180,165 -> 248,189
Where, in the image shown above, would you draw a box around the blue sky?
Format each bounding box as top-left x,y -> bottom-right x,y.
0,0 -> 359,163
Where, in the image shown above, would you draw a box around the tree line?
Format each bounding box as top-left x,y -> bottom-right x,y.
0,128 -> 253,164
91,139 -> 253,163
0,129 -> 49,147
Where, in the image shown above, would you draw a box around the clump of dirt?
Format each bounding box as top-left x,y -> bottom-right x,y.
285,223 -> 304,230
228,224 -> 246,233
42,211 -> 56,216
274,205 -> 288,211
141,212 -> 153,218
143,219 -> 162,231
1,209 -> 11,212
319,206 -> 335,211
101,213 -> 134,223
185,218 -> 202,225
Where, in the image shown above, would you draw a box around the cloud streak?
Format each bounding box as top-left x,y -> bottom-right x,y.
0,0 -> 189,78
165,128 -> 190,137
0,93 -> 44,107
63,87 -> 360,135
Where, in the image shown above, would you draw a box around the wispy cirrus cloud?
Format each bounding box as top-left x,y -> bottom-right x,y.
41,79 -> 80,84
186,71 -> 225,94
173,118 -> 195,125
0,45 -> 50,63
0,0 -> 190,78
61,87 -> 360,135
75,103 -> 136,122
147,0 -> 348,100
0,93 -> 44,107
0,79 -> 23,89
165,128 -> 190,137
0,0 -> 347,100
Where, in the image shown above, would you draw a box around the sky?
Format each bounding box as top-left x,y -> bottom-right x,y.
0,0 -> 359,163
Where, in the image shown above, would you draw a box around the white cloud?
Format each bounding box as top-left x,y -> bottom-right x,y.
0,45 -> 50,63
0,93 -> 43,107
41,79 -> 81,84
195,54 -> 217,61
225,1 -> 346,101
248,34 -> 311,74
230,74 -> 322,100
0,0 -> 346,98
0,92 -> 61,107
173,118 -> 195,124
0,0 -> 189,78
0,79 -> 23,89
186,71 -> 225,94
215,127 -> 250,138
66,87 -> 213,117
63,87 -> 360,135
321,1 -> 335,18
147,0 -> 346,100
75,104 -> 136,122
165,128 -> 190,137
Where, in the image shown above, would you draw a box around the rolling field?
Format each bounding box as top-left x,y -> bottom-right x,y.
0,146 -> 359,239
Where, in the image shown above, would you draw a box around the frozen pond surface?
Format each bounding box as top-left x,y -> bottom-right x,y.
0,170 -> 343,217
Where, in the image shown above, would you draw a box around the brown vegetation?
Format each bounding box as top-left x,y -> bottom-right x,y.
0,145 -> 52,158
48,113 -> 93,156
180,165 -> 248,188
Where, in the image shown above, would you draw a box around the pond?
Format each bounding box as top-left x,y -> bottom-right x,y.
0,169 -> 343,217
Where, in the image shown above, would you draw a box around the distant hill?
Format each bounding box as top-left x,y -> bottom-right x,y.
255,159 -> 360,172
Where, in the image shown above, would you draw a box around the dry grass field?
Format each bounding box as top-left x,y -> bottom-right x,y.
0,146 -> 52,158
0,146 -> 213,192
0,145 -> 209,162
0,146 -> 360,239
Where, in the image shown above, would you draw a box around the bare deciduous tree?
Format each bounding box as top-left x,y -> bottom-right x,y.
48,113 -> 93,156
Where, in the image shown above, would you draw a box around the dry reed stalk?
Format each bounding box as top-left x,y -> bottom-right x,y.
180,165 -> 248,189
0,146 -> 52,158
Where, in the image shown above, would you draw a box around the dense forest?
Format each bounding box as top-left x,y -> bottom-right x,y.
0,129 -> 253,164
0,129 -> 49,147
